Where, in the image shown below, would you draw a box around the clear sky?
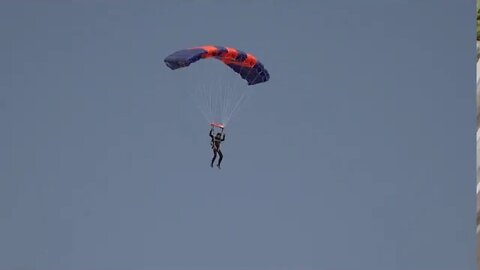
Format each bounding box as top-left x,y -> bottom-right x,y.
1,1 -> 475,269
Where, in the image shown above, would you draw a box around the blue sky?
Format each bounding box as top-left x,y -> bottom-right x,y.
1,1 -> 475,269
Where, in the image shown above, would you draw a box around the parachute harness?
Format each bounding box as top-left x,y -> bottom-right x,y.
210,124 -> 224,151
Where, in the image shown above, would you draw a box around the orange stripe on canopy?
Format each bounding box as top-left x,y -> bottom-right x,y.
198,45 -> 219,58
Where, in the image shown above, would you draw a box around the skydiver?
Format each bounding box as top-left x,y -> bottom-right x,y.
209,127 -> 225,169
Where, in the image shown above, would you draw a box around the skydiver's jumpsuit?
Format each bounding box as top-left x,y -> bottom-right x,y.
210,129 -> 225,167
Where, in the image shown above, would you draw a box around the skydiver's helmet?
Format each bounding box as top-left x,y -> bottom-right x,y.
216,133 -> 222,138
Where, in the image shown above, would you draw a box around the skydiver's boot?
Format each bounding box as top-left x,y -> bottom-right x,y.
217,164 -> 221,169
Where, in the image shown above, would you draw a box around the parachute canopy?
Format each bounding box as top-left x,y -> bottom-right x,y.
164,45 -> 270,85
164,45 -> 269,127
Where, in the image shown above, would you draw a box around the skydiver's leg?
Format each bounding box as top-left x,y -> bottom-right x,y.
217,150 -> 223,168
211,149 -> 217,167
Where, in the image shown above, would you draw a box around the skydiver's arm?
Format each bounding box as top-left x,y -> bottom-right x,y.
222,134 -> 225,141
209,129 -> 213,138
